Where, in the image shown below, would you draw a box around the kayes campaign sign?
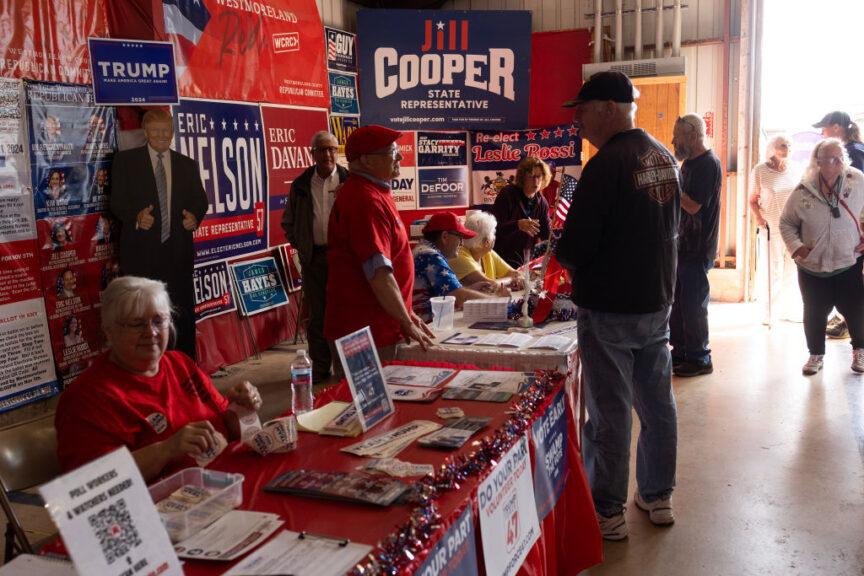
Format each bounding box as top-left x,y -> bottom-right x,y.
357,10 -> 531,131
172,98 -> 268,264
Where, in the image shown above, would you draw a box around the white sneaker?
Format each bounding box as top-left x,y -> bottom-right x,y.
596,510 -> 629,541
802,354 -> 824,376
634,491 -> 675,526
852,349 -> 864,373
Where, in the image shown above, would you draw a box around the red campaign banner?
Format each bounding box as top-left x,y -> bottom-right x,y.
196,212 -> 262,242
261,105 -> 329,248
529,30 -> 591,129
0,0 -> 107,84
162,0 -> 329,108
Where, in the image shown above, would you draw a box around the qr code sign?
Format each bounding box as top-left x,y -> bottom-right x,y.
87,498 -> 142,565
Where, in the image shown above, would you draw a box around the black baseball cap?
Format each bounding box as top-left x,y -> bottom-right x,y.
562,71 -> 635,108
813,111 -> 851,129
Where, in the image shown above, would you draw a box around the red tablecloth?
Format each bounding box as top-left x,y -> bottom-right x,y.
183,361 -> 602,576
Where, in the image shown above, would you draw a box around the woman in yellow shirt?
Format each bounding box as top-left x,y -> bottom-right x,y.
448,211 -> 523,289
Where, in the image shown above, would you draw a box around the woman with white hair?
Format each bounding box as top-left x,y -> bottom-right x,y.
780,139 -> 864,375
448,210 -> 522,289
56,276 -> 263,480
749,134 -> 800,323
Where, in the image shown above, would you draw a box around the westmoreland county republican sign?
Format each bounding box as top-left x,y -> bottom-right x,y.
88,39 -> 179,105
357,10 -> 531,131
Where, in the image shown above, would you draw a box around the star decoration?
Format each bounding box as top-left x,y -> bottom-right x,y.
233,119 -> 238,130
209,119 -> 215,130
526,131 -> 536,141
540,129 -> 550,139
568,126 -> 578,136
254,121 -> 260,131
221,119 -> 227,130
554,127 -> 563,138
244,120 -> 249,130
436,21 -> 445,30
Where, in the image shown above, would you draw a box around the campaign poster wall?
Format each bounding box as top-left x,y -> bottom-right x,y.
471,123 -> 582,206
25,81 -> 117,219
414,505 -> 478,576
0,0 -> 107,84
173,98 -> 268,264
390,132 -> 417,211
163,0 -> 329,109
357,10 -> 532,131
325,27 -> 357,74
477,435 -> 541,576
0,78 -> 59,412
230,257 -> 288,317
328,72 -> 359,116
193,261 -> 236,322
531,386 -> 570,521
261,104 -> 329,248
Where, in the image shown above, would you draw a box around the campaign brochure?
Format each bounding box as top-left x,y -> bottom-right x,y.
418,416 -> 492,449
263,470 -> 411,507
473,332 -> 533,348
445,370 -> 526,394
382,365 -> 456,402
442,388 -> 512,403
173,510 -> 283,561
335,327 -> 395,432
340,420 -> 442,459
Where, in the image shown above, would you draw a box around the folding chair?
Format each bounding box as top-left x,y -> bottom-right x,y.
0,413 -> 62,562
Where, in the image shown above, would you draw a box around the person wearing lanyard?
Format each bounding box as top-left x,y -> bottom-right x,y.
780,138 -> 864,375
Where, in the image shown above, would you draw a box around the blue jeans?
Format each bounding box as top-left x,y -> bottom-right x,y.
578,307 -> 678,516
670,259 -> 713,365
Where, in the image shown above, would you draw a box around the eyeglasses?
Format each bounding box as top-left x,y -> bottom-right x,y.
314,146 -> 339,154
817,156 -> 843,165
365,148 -> 400,159
118,315 -> 171,333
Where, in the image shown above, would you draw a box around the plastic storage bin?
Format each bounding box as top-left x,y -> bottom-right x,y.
148,467 -> 244,542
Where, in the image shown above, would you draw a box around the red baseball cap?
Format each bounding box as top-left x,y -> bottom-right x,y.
422,212 -> 477,238
345,125 -> 403,162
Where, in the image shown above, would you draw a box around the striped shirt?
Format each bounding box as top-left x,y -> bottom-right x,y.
750,162 -> 798,229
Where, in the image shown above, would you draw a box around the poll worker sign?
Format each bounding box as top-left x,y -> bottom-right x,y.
40,447 -> 182,576
88,39 -> 179,105
478,434 -> 540,576
230,256 -> 288,316
173,98 -> 268,264
193,261 -> 236,322
415,505 -> 478,576
357,10 -> 531,131
530,386 -> 570,521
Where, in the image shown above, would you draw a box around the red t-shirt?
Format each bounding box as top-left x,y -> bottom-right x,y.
324,174 -> 414,347
55,350 -> 229,475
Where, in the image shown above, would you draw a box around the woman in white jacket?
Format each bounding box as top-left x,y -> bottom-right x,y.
780,138 -> 864,375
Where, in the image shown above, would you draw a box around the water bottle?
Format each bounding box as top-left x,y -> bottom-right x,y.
291,349 -> 314,415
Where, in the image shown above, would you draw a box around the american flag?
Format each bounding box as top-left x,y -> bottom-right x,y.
163,0 -> 211,79
328,38 -> 337,60
553,173 -> 577,228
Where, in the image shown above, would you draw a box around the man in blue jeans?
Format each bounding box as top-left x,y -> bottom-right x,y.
558,71 -> 680,540
670,115 -> 722,377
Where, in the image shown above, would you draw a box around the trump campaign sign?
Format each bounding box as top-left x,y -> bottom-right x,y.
88,39 -> 179,105
357,10 -> 531,131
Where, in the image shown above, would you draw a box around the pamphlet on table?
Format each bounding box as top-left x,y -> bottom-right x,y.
418,416 -> 492,449
172,510 -> 283,561
222,530 -> 373,576
264,470 -> 411,507
340,420 -> 442,458
445,370 -> 526,394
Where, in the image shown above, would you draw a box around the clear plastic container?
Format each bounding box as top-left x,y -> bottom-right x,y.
291,349 -> 314,414
148,467 -> 244,542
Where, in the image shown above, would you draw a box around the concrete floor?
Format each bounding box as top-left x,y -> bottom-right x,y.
4,303 -> 864,574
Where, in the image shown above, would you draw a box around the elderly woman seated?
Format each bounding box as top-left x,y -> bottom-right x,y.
448,210 -> 523,290
55,276 -> 262,481
412,211 -> 510,323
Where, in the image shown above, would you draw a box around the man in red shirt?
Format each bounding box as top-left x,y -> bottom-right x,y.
324,126 -> 433,368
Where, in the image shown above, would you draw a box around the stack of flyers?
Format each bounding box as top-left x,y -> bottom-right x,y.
445,370 -> 527,394
264,470 -> 411,507
418,417 -> 492,449
383,365 -> 457,402
442,388 -> 512,403
319,403 -> 362,437
356,458 -> 435,478
340,420 -> 442,458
